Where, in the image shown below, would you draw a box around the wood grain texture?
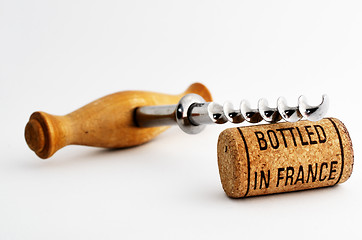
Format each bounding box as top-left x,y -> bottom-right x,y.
25,83 -> 212,159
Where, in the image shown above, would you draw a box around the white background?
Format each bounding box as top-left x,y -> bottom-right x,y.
1,1 -> 361,239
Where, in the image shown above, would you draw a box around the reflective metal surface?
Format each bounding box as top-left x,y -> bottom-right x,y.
135,105 -> 176,127
189,102 -> 228,125
258,98 -> 282,123
277,97 -> 302,122
135,93 -> 329,134
239,100 -> 263,123
298,94 -> 329,121
175,94 -> 206,134
223,101 -> 244,123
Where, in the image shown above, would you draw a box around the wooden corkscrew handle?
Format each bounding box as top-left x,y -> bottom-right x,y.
25,83 -> 212,159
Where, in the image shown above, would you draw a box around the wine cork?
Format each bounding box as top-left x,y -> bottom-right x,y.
217,118 -> 353,198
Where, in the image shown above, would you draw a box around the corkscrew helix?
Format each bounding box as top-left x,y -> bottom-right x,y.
135,94 -> 329,134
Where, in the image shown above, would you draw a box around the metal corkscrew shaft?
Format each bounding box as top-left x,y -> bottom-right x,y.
135,93 -> 329,134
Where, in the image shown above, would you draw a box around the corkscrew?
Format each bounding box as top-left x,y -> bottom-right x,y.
135,94 -> 329,134
25,83 -> 328,159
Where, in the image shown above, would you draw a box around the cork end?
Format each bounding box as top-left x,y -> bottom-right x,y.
327,118 -> 354,184
217,128 -> 246,198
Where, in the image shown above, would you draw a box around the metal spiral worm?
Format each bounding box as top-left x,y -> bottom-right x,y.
221,94 -> 329,124
135,94 -> 329,134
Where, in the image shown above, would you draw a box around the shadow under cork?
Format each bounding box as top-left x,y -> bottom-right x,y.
20,141 -> 154,170
22,125 -> 180,168
223,184 -> 343,203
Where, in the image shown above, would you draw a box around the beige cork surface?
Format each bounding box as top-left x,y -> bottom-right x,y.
217,118 -> 354,198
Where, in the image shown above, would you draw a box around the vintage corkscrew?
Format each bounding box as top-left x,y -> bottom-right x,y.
25,83 -> 328,159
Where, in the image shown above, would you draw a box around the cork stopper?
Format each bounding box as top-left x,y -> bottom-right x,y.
217,118 -> 353,198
